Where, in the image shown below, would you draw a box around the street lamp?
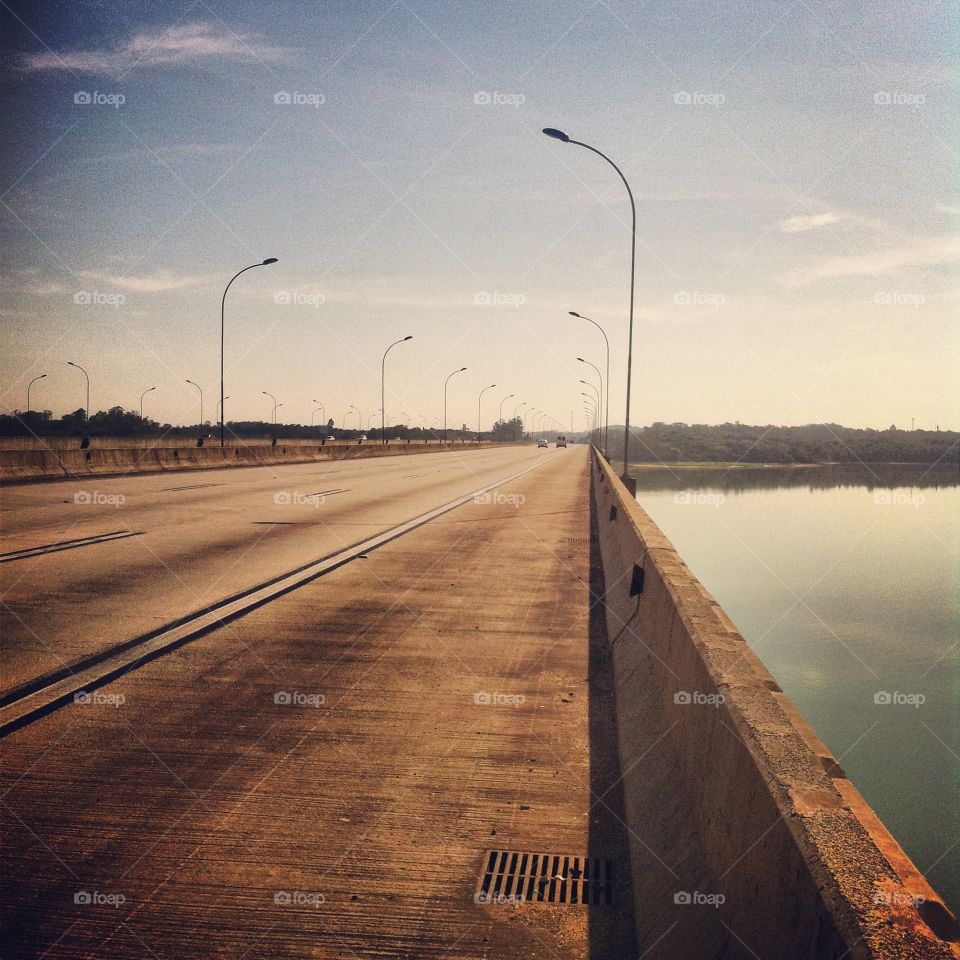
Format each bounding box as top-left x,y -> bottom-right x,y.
570,311 -> 610,455
477,384 -> 496,442
498,393 -> 515,437
27,374 -> 47,413
577,358 -> 604,449
216,396 -> 229,424
342,405 -> 356,431
580,379 -> 601,435
312,400 -> 325,429
67,361 -> 90,423
543,127 -> 636,487
186,379 -> 203,427
444,367 -> 467,443
382,335 -> 413,444
513,400 -> 527,441
140,386 -> 156,421
262,391 -> 279,426
220,257 -> 278,447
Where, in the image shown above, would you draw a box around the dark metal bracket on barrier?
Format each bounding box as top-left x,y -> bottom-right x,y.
630,562 -> 645,597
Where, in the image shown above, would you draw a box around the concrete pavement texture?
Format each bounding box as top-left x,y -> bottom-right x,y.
1,445 -> 638,958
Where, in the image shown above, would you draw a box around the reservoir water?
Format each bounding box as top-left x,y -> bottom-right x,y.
632,463 -> 959,913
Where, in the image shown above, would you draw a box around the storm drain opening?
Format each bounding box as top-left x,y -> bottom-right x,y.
561,536 -> 597,544
476,850 -> 612,905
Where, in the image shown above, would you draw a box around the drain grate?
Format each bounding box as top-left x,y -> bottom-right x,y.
561,537 -> 596,544
476,850 -> 612,905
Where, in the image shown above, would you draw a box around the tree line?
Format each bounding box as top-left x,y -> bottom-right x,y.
593,421 -> 959,465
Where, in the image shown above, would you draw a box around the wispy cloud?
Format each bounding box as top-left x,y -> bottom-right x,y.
779,212 -> 842,233
77,269 -> 212,293
21,22 -> 290,74
783,236 -> 960,285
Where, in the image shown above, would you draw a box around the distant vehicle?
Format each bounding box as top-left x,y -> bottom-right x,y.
358,434 -> 367,441
537,438 -> 548,448
556,435 -> 567,448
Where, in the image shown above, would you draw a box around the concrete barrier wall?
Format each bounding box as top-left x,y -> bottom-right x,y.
0,436 -> 470,450
591,448 -> 959,960
0,440 -> 512,484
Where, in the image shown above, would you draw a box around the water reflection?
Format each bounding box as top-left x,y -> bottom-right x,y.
632,462 -> 959,494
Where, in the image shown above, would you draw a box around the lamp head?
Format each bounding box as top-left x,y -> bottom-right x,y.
403,335 -> 413,341
569,311 -> 581,317
542,127 -> 570,142
262,258 -> 278,265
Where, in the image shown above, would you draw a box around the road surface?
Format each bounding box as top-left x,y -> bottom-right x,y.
0,445 -> 636,958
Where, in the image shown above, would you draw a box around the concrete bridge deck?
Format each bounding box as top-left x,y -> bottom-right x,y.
0,446 -> 637,958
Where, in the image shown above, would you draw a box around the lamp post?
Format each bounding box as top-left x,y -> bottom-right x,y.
543,127 -> 636,487
570,311 -> 610,455
312,400 -> 325,429
582,393 -> 597,429
27,373 -> 47,413
497,393 -> 514,440
513,400 -> 527,441
215,396 -> 229,425
220,257 -> 278,447
312,405 -> 325,427
342,405 -> 356,431
67,361 -> 90,423
580,379 -> 601,438
140,386 -> 156,421
262,390 -> 278,425
577,358 -> 604,449
477,384 -> 495,442
186,379 -> 203,427
382,335 -> 413,444
443,367 -> 467,443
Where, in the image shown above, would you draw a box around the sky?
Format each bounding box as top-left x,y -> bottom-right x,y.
0,0 -> 957,432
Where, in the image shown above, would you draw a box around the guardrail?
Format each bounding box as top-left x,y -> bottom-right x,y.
591,446 -> 959,959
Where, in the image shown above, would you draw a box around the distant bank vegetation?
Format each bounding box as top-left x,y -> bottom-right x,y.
594,422 -> 959,465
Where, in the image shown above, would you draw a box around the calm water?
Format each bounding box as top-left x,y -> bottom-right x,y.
632,464 -> 959,913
